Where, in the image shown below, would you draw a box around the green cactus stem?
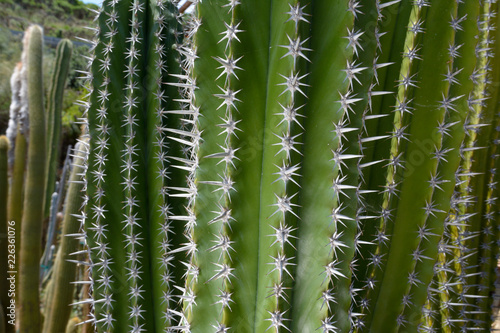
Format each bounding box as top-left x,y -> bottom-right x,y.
17,25 -> 46,333
6,62 -> 27,291
40,193 -> 59,283
0,136 -> 9,333
43,141 -> 87,333
82,0 -> 183,331
44,39 -> 73,219
7,129 -> 26,264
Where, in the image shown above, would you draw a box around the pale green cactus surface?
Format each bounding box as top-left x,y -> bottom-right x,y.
80,0 -> 500,332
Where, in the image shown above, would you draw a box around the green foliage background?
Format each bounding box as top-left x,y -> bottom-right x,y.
0,0 -> 96,160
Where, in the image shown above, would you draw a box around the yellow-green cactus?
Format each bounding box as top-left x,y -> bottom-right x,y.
0,136 -> 9,333
42,141 -> 87,333
17,25 -> 46,333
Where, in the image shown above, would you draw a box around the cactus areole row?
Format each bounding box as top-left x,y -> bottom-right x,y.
79,0 -> 500,332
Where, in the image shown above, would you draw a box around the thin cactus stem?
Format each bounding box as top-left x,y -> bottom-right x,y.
0,136 -> 9,333
40,192 -> 59,283
18,25 -> 46,333
6,64 -> 27,293
42,141 -> 88,333
41,144 -> 74,280
7,128 -> 26,290
44,39 -> 73,218
179,1 -> 192,13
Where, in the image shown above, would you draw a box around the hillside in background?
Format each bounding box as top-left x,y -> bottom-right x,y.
0,0 -> 97,148
0,0 -> 98,40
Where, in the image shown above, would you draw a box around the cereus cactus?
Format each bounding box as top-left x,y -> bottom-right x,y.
45,39 -> 73,218
81,0 -> 183,331
80,0 -> 500,332
43,141 -> 87,333
17,25 -> 46,333
0,136 -> 9,333
6,62 -> 27,265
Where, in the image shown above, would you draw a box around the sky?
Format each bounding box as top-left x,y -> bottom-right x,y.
81,0 -> 101,5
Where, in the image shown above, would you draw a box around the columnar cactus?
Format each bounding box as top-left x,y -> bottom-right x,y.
81,0 -> 182,331
6,62 -> 27,271
2,31 -> 76,331
17,25 -> 46,333
423,1 -> 500,331
45,39 -> 73,218
43,141 -> 87,333
80,0 -> 500,332
0,136 -> 9,333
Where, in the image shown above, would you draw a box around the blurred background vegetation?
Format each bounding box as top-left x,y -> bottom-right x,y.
0,0 -> 97,148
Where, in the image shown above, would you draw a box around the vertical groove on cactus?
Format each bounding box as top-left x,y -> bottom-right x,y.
294,1 -> 353,330
486,115 -> 500,330
483,9 -> 500,330
163,3 -> 198,329
18,25 -> 46,333
148,0 -> 183,329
